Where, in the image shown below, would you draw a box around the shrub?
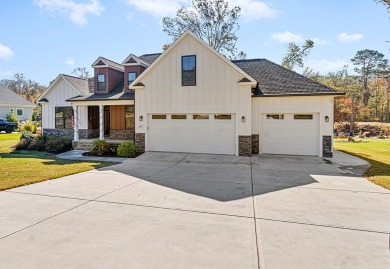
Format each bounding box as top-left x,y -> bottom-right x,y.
15,138 -> 33,150
91,140 -> 109,155
45,136 -> 72,153
117,141 -> 136,158
6,112 -> 19,122
27,135 -> 46,151
20,130 -> 34,140
19,120 -> 38,134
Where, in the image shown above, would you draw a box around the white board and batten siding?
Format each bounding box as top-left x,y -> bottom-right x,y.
41,78 -> 87,129
251,96 -> 334,157
135,35 -> 252,155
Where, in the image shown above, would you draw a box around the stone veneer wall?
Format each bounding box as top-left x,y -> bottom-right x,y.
135,133 -> 145,153
79,129 -> 99,139
251,134 -> 259,155
322,136 -> 333,158
238,135 -> 252,157
110,129 -> 135,140
43,128 -> 74,139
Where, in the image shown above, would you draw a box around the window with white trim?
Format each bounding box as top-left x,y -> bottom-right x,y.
16,108 -> 23,117
266,114 -> 284,120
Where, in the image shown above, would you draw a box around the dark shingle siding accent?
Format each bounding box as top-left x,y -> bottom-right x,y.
232,59 -> 343,96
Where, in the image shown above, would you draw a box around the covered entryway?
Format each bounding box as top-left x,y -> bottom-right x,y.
261,113 -> 320,156
147,113 -> 236,155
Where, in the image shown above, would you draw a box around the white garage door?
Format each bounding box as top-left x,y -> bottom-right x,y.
261,113 -> 319,156
147,114 -> 236,155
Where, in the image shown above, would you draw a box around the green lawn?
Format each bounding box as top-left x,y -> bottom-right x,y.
0,133 -> 116,191
334,138 -> 390,190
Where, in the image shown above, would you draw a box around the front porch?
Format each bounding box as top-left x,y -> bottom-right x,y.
72,102 -> 135,145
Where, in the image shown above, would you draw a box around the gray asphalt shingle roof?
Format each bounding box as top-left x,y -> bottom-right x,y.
61,75 -> 90,96
0,85 -> 35,107
139,53 -> 161,65
232,59 -> 343,96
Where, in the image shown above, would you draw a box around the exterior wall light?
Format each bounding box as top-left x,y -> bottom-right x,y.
325,116 -> 329,122
139,115 -> 143,121
242,116 -> 245,123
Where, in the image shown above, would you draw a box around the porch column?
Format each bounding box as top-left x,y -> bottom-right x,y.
99,105 -> 104,140
73,105 -> 79,141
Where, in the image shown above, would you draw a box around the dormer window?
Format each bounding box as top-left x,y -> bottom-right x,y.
182,55 -> 196,86
128,72 -> 137,86
97,74 -> 105,91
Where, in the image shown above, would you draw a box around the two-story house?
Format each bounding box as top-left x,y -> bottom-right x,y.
37,31 -> 343,157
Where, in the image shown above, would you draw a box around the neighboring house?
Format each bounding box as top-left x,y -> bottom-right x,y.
0,85 -> 35,121
37,31 -> 343,157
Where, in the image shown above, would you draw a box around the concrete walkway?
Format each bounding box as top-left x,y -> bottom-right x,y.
56,150 -> 129,163
0,152 -> 389,268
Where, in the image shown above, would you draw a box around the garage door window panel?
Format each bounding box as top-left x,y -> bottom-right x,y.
266,114 -> 284,120
193,114 -> 209,120
152,115 -> 167,119
294,114 -> 313,120
214,114 -> 232,120
172,115 -> 187,120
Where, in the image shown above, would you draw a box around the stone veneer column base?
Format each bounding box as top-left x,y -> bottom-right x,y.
135,133 -> 145,153
238,135 -> 252,157
79,129 -> 99,139
251,134 -> 259,155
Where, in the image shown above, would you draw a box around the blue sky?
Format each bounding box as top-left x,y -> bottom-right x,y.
0,0 -> 389,86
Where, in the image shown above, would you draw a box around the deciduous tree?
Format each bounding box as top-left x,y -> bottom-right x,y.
162,0 -> 245,59
281,39 -> 314,70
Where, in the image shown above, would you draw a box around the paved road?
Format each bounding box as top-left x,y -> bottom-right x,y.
0,152 -> 389,268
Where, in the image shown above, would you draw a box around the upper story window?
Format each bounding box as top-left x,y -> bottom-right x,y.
97,74 -> 105,91
128,72 -> 137,86
182,55 -> 196,86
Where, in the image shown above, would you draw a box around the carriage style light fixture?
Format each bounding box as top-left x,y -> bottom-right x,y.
242,116 -> 245,123
325,116 -> 329,122
139,115 -> 143,121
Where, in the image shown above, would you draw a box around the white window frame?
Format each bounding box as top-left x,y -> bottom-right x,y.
16,108 -> 24,117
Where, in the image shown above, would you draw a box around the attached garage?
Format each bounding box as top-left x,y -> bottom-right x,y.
147,114 -> 236,155
261,113 -> 320,156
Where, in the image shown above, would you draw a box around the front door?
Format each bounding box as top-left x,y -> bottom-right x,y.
104,106 -> 110,136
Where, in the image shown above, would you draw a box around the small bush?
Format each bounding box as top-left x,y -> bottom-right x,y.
91,140 -> 109,155
117,141 -> 136,158
15,138 -> 33,150
19,120 -> 38,134
45,136 -> 72,153
20,130 -> 35,140
27,135 -> 46,151
6,112 -> 19,123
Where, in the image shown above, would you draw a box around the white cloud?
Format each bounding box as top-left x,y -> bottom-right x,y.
124,0 -> 278,20
271,31 -> 304,43
306,59 -> 349,73
311,37 -> 330,46
229,0 -> 278,20
271,32 -> 330,46
0,43 -> 14,59
0,70 -> 12,77
33,0 -> 105,25
338,33 -> 363,43
65,58 -> 75,65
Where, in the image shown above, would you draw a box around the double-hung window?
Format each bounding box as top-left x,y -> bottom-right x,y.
128,72 -> 137,86
97,74 -> 106,91
182,55 -> 196,86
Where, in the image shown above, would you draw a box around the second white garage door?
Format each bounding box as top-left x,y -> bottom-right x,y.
261,113 -> 320,156
147,114 -> 236,155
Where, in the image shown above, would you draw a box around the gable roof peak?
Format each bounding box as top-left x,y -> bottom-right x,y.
92,56 -> 124,72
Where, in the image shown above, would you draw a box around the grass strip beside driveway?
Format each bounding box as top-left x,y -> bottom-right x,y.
0,133 -> 116,191
334,138 -> 390,190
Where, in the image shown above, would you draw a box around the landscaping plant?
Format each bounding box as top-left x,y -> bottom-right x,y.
117,141 -> 136,158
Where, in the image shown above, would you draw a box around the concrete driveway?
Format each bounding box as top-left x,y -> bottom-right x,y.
0,152 -> 389,268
